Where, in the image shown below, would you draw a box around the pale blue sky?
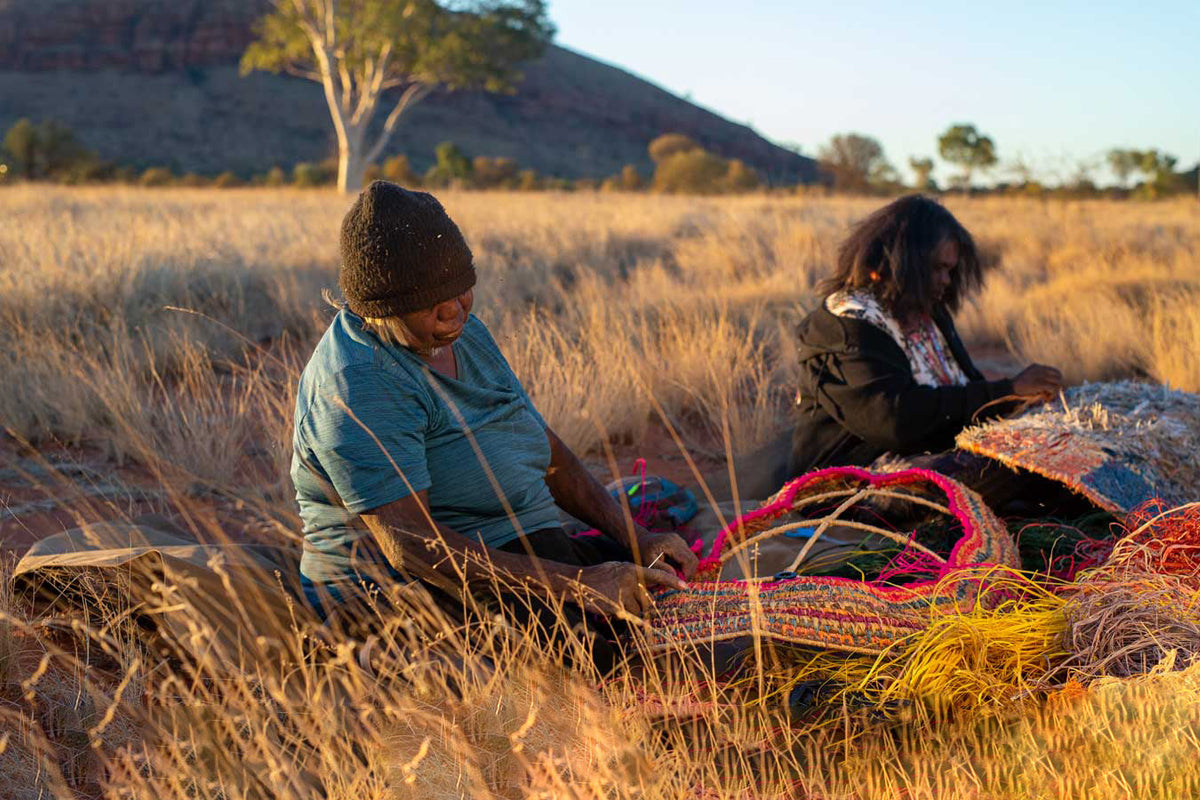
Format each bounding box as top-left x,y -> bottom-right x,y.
548,0 -> 1199,184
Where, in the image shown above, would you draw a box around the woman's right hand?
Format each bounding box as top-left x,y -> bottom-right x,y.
1011,364 -> 1064,400
573,561 -> 685,618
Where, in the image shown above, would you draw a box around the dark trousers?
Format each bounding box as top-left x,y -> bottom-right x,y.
491,529 -> 634,675
303,528 -> 634,675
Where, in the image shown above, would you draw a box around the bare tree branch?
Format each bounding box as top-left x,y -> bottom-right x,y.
364,83 -> 431,165
351,42 -> 393,126
324,0 -> 337,50
283,64 -> 324,83
338,60 -> 355,115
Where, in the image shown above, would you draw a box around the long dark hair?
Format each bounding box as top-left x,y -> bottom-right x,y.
819,195 -> 986,317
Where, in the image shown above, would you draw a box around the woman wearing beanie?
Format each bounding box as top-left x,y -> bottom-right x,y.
291,181 -> 697,672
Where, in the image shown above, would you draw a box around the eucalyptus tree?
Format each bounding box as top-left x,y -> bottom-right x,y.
937,124 -> 997,190
242,0 -> 553,192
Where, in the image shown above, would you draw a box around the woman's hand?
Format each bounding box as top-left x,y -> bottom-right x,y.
574,561 -> 685,618
634,528 -> 700,580
1011,364 -> 1064,401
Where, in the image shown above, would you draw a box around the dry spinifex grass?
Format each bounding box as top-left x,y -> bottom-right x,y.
3,540 -> 1200,800
1,188 -> 1199,798
2,188 -> 1199,466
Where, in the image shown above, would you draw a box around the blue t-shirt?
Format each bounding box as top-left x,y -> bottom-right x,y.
291,310 -> 560,583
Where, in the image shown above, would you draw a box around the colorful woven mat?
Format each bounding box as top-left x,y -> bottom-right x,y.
644,467 -> 1017,655
957,382 -> 1200,514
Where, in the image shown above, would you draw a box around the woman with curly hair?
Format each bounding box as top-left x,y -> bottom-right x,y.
788,195 -> 1063,499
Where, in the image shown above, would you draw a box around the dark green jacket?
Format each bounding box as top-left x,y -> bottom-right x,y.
788,303 -> 1015,475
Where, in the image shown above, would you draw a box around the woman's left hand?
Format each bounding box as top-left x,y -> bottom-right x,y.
633,528 -> 699,580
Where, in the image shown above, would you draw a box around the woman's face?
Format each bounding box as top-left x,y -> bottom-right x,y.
930,239 -> 959,303
400,288 -> 474,351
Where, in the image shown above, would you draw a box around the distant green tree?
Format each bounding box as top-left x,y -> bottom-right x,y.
3,119 -> 38,179
1064,159 -> 1100,196
1135,150 -> 1182,199
648,133 -> 703,163
908,156 -> 936,191
2,119 -> 95,181
937,124 -> 997,190
817,133 -> 891,192
1106,149 -> 1140,189
241,0 -> 553,193
293,161 -> 333,187
424,141 -> 473,187
38,122 -> 90,178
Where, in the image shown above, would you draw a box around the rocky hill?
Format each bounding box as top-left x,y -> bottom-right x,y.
0,0 -> 817,182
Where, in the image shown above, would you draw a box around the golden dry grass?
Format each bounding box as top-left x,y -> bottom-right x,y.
1,186 -> 1199,798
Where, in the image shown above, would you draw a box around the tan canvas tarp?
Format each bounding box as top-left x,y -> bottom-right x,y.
11,518 -> 313,663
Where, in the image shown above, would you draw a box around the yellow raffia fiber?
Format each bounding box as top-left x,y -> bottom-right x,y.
767,571 -> 1069,719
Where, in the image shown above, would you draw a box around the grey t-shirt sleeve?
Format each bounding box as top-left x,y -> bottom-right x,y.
298,364 -> 433,514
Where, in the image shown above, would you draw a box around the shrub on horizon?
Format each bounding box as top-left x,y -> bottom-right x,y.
424,141 -> 473,188
723,159 -> 761,193
263,166 -> 288,187
178,172 -> 209,187
648,133 -> 702,164
543,176 -> 574,192
618,164 -> 644,191
382,154 -> 421,187
473,156 -> 519,189
652,148 -> 729,194
2,118 -> 104,183
517,169 -> 542,191
213,172 -> 242,188
293,161 -> 334,188
139,167 -> 175,187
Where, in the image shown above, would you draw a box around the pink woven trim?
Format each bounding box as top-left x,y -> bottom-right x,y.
691,466 -> 990,590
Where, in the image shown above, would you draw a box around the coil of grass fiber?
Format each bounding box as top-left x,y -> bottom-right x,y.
755,570 -> 1069,722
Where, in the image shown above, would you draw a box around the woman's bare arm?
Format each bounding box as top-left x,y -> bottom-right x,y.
542,427 -> 699,578
358,491 -> 682,616
360,491 -> 577,590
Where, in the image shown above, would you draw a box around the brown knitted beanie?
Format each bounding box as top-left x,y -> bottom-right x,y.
338,181 -> 476,317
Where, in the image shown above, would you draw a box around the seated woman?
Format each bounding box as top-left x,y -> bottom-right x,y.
292,181 -> 697,671
789,195 -> 1063,501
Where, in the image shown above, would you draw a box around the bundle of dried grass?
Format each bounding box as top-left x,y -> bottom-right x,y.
1058,574 -> 1200,681
1057,502 -> 1200,680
